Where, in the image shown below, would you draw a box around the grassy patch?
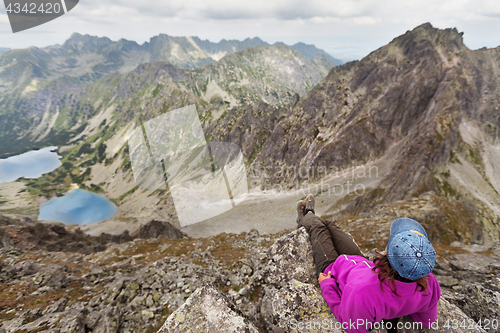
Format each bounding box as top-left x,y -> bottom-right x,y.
117,185 -> 139,202
152,84 -> 163,98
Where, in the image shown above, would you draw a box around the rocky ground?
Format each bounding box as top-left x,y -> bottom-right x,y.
0,214 -> 499,333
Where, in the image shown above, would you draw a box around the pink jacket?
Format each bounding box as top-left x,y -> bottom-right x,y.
320,255 -> 441,333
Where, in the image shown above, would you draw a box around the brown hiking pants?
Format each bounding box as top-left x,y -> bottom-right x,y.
298,213 -> 363,276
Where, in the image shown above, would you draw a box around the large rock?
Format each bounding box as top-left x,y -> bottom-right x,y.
261,279 -> 342,333
1,311 -> 62,333
32,264 -> 70,289
449,283 -> 500,326
449,253 -> 500,274
92,306 -> 122,333
135,220 -> 184,239
371,299 -> 486,333
157,282 -> 259,333
57,305 -> 87,333
266,227 -> 316,285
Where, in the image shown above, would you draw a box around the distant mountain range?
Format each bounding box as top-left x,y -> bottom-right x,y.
0,34 -> 335,157
0,33 -> 341,95
0,48 -> 9,54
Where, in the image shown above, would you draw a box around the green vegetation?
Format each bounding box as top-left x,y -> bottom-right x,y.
117,185 -> 139,202
438,180 -> 458,198
468,147 -> 481,165
449,150 -> 462,164
435,130 -> 444,142
152,84 -> 163,98
247,138 -> 267,165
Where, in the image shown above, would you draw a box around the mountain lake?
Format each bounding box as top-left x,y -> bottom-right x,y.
0,147 -> 117,225
0,146 -> 62,183
38,189 -> 118,225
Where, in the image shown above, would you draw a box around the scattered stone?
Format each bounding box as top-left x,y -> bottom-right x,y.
436,275 -> 461,287
157,283 -> 259,333
0,221 -> 495,333
449,253 -> 500,274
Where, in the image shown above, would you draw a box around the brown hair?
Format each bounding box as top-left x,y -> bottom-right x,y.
372,253 -> 428,296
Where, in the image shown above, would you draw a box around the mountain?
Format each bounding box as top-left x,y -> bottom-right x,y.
1,23 -> 499,250
0,33 -> 340,94
0,33 -> 336,158
190,45 -> 334,105
0,23 -> 499,333
0,43 -> 333,158
0,48 -> 9,54
191,36 -> 269,60
209,23 -> 500,246
274,41 -> 343,65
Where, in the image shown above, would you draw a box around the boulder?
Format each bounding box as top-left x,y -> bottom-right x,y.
266,227 -> 316,285
1,312 -> 63,333
157,282 -> 259,333
449,283 -> 500,325
92,306 -> 122,333
57,306 -> 87,333
4,260 -> 40,278
449,253 -> 500,274
43,296 -> 68,314
135,220 -> 184,240
371,299 -> 486,333
260,279 -> 342,332
32,264 -> 69,289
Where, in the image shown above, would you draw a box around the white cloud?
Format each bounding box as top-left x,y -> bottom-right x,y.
0,0 -> 499,60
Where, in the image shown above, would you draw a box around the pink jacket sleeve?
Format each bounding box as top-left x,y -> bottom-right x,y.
320,279 -> 374,333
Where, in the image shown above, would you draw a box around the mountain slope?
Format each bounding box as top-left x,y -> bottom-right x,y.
274,41 -> 343,65
2,23 -> 499,248
0,44 -> 333,158
190,45 -> 334,105
211,23 -> 500,245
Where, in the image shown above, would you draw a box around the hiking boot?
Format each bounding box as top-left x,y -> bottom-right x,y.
296,200 -> 306,223
304,193 -> 315,215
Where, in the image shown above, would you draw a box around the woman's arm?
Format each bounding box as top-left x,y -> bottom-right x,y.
319,276 -> 342,315
320,278 -> 374,333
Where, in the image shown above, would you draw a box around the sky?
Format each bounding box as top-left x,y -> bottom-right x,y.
1,0 -> 500,61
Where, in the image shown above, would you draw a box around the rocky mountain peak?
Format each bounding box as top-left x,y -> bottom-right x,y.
63,33 -> 114,51
393,22 -> 466,55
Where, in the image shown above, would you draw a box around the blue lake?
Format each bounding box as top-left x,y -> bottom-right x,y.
0,146 -> 62,183
38,189 -> 118,225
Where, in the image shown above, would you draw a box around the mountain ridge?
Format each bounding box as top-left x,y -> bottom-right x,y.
208,22 -> 500,245
0,43 -> 334,159
0,32 -> 341,90
1,23 -> 500,248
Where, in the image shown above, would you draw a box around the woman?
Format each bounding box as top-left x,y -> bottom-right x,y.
297,194 -> 441,333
